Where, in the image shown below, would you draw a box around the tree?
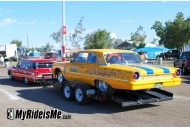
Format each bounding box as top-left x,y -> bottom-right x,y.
69,16 -> 86,49
151,12 -> 190,50
151,38 -> 158,44
130,25 -> 147,48
41,42 -> 54,53
50,28 -> 62,44
10,39 -> 22,47
84,29 -> 114,49
114,38 -> 123,47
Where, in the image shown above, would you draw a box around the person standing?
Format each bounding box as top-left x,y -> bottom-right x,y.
140,51 -> 148,64
0,54 -> 4,68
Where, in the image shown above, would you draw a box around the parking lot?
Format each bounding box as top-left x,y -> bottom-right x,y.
0,63 -> 190,127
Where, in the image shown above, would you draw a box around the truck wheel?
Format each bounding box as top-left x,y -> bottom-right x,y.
182,65 -> 188,75
74,85 -> 88,105
62,82 -> 74,101
57,71 -> 64,83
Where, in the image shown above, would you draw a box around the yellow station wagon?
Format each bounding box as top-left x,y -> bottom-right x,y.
50,49 -> 181,107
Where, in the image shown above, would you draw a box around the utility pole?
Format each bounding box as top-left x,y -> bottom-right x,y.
62,1 -> 66,61
27,35 -> 29,49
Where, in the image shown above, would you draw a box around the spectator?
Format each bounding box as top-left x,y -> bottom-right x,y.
0,54 -> 4,68
140,51 -> 148,64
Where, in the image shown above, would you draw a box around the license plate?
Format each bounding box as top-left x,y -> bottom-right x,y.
154,83 -> 162,88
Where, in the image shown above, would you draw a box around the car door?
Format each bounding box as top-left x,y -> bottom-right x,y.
12,61 -> 22,79
17,61 -> 26,80
82,53 -> 98,85
66,52 -> 88,82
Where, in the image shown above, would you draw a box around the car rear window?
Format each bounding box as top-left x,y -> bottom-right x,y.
35,62 -> 54,68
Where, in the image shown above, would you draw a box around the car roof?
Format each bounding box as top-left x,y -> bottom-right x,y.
78,49 -> 134,53
21,59 -> 56,62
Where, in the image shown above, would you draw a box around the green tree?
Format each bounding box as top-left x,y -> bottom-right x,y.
151,12 -> 190,50
130,25 -> 147,49
41,42 -> 54,53
69,16 -> 86,49
10,39 -> 22,47
151,38 -> 158,44
84,29 -> 114,49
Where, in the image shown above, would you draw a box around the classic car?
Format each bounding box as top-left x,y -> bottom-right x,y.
8,59 -> 57,84
51,49 -> 181,105
174,51 -> 190,75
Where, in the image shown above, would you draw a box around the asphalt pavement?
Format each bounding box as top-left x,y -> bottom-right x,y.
0,64 -> 190,126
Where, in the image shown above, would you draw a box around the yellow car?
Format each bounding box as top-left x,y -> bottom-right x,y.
51,49 -> 181,106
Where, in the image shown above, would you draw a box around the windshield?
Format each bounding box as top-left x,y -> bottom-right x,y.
35,62 -> 54,68
182,52 -> 190,59
105,52 -> 142,65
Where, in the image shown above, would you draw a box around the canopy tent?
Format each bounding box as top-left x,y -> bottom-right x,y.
135,47 -> 169,59
29,50 -> 40,57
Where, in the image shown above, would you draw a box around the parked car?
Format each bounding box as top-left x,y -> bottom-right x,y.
157,49 -> 180,59
45,52 -> 56,60
51,49 -> 181,106
7,59 -> 57,84
174,51 -> 190,75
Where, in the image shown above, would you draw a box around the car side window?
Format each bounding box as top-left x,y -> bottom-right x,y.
20,61 -> 26,69
87,53 -> 97,64
26,61 -> 34,69
17,61 -> 21,68
74,52 -> 88,63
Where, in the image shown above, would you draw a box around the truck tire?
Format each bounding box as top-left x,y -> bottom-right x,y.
74,84 -> 89,105
62,82 -> 74,101
182,65 -> 188,75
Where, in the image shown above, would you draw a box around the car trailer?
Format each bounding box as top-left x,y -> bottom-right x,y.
41,74 -> 173,107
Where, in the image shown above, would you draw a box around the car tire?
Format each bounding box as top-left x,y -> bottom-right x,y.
9,72 -> 14,80
182,65 -> 188,75
62,82 -> 74,101
56,71 -> 64,83
24,77 -> 29,85
74,84 -> 89,105
95,80 -> 115,95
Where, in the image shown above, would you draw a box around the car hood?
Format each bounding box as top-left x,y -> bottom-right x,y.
106,64 -> 177,76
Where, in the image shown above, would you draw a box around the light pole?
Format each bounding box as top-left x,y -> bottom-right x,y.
62,0 -> 66,61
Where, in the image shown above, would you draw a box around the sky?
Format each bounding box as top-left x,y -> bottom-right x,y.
1,1 -> 190,49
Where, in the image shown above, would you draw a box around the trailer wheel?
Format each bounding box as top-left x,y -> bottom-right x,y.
62,82 -> 74,101
74,85 -> 89,105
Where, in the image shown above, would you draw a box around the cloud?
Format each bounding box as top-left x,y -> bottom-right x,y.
19,20 -> 37,25
0,8 -> 12,16
0,18 -> 17,28
119,19 -> 134,23
18,20 -> 56,25
110,32 -> 117,39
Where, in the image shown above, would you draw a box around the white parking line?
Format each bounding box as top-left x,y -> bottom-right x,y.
0,88 -> 19,100
174,96 -> 190,101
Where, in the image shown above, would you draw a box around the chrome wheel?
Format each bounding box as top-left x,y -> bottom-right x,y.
24,77 -> 28,84
57,72 -> 63,83
9,73 -> 13,80
64,85 -> 70,98
75,88 -> 83,102
98,80 -> 108,92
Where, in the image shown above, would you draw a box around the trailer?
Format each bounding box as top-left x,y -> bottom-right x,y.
41,74 -> 173,107
0,44 -> 18,59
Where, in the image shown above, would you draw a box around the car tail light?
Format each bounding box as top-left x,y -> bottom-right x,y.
133,72 -> 140,80
35,72 -> 38,76
175,69 -> 181,77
